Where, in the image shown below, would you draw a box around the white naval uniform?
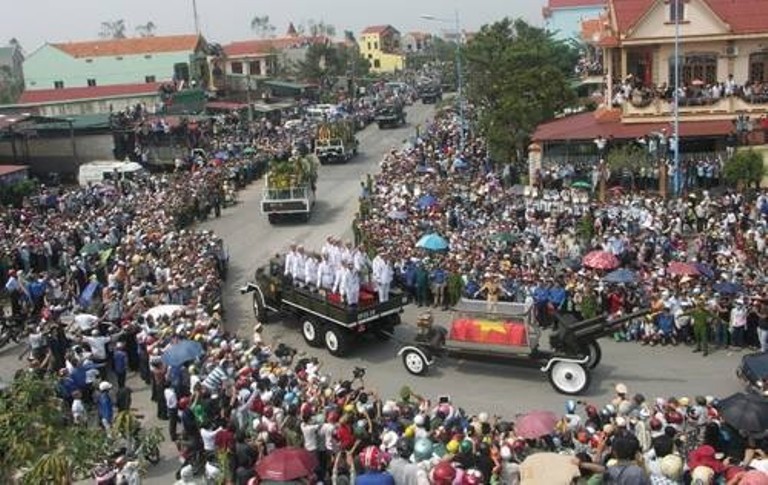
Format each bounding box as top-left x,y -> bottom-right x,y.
375,260 -> 393,303
317,260 -> 335,290
341,268 -> 361,305
284,250 -> 298,278
304,258 -> 318,287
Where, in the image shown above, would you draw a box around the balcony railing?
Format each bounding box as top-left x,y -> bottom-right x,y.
621,94 -> 768,119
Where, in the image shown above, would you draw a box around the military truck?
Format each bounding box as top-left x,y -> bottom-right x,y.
419,84 -> 443,104
261,156 -> 318,224
374,102 -> 406,129
314,119 -> 359,165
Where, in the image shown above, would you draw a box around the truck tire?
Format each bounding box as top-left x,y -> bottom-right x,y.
374,314 -> 400,341
301,318 -> 322,347
302,212 -> 311,223
324,326 -> 351,357
402,348 -> 429,376
268,214 -> 278,225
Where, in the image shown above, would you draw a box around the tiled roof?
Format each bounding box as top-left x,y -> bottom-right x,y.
549,0 -> 607,8
223,36 -> 327,57
532,111 -> 733,141
18,82 -> 163,105
0,165 -> 28,177
362,25 -> 397,35
52,34 -> 201,59
612,0 -> 768,35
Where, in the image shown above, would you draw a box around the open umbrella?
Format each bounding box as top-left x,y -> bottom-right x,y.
417,194 -> 438,209
603,268 -> 638,284
256,447 -> 318,481
515,410 -> 559,439
715,392 -> 768,437
214,151 -> 229,160
491,232 -> 520,243
162,340 -> 204,367
582,250 -> 619,270
713,282 -> 745,295
571,180 -> 592,190
694,262 -> 715,279
80,242 -> 106,256
668,261 -> 699,277
416,233 -> 449,251
144,304 -> 187,321
387,210 -> 408,220
452,157 -> 468,170
243,147 -> 256,155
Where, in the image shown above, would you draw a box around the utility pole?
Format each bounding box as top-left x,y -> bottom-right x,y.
246,73 -> 254,122
672,0 -> 681,196
455,9 -> 465,152
192,0 -> 201,35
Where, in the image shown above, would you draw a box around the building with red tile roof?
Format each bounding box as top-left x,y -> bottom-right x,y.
543,0 -> 608,40
359,25 -> 405,72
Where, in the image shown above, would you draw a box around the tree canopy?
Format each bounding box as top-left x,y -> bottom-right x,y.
135,21 -> 157,38
724,149 -> 766,189
99,19 -> 127,39
251,15 -> 276,38
295,42 -> 369,85
463,18 -> 578,163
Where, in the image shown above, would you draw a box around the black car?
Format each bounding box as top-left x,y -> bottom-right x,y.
736,351 -> 768,394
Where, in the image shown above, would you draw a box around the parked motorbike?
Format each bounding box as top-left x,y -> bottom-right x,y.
0,315 -> 30,349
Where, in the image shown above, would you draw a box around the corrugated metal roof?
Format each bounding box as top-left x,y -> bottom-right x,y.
0,165 -> 28,176
18,82 -> 163,104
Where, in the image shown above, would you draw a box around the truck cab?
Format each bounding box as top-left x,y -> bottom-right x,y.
314,120 -> 358,164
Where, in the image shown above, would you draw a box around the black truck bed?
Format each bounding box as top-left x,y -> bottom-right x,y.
279,285 -> 405,327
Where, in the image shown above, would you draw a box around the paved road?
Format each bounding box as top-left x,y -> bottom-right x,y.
0,102 -> 747,483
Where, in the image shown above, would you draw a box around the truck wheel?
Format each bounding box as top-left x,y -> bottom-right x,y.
548,361 -> 590,395
374,314 -> 400,341
402,348 -> 429,376
268,214 -> 278,225
579,341 -> 602,369
302,212 -> 311,223
252,293 -> 267,321
324,326 -> 351,357
301,319 -> 322,347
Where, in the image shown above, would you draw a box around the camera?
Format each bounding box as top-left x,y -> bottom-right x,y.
353,367 -> 366,379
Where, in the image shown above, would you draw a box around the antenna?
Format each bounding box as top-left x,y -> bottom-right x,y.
192,0 -> 201,34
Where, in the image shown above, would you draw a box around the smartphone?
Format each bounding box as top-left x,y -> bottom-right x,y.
438,395 -> 451,404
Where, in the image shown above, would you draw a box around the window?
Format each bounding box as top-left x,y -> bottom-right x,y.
374,42 -> 379,50
668,53 -> 717,85
144,55 -> 152,59
231,61 -> 243,74
249,61 -> 261,76
374,59 -> 381,68
669,0 -> 685,23
54,81 -> 64,89
368,54 -> 373,59
367,42 -> 372,50
87,79 -> 97,87
145,75 -> 156,83
85,59 -> 93,63
116,56 -> 124,61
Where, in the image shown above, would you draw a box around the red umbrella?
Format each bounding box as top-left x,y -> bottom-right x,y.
515,410 -> 559,439
667,261 -> 700,277
256,447 -> 318,481
582,250 -> 620,270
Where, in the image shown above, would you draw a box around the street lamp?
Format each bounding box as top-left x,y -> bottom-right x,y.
421,11 -> 466,151
672,0 -> 681,196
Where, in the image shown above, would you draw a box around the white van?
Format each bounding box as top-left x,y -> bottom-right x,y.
77,161 -> 146,186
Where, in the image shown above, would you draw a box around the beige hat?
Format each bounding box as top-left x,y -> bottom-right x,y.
660,454 -> 684,480
691,466 -> 715,484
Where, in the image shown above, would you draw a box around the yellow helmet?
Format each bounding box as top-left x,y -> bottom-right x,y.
446,439 -> 460,454
404,425 -> 416,439
343,404 -> 355,414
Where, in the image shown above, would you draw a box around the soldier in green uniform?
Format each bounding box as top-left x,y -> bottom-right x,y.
688,297 -> 713,356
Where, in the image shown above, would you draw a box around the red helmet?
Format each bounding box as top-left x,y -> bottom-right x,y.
263,406 -> 274,419
327,410 -> 340,423
665,411 -> 683,425
359,446 -> 382,470
432,461 -> 457,484
649,417 -> 663,431
178,397 -> 191,410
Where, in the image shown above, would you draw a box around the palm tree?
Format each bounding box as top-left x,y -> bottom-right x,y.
99,19 -> 127,39
136,21 -> 157,37
251,15 -> 276,38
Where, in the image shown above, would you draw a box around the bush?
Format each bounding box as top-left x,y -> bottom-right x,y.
724,149 -> 765,188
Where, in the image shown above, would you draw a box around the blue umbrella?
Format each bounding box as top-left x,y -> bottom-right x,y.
416,233 -> 449,251
162,340 -> 204,367
417,194 -> 438,209
603,268 -> 638,284
694,262 -> 715,279
713,282 -> 745,295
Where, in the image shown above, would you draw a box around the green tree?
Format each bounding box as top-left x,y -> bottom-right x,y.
306,19 -> 336,38
0,375 -> 109,482
251,15 -> 276,38
98,19 -> 127,39
463,18 -> 577,163
724,149 -> 765,189
135,21 -> 157,37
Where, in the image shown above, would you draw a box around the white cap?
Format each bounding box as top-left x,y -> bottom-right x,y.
99,381 -> 113,392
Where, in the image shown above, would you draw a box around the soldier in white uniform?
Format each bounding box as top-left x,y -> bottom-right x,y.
332,262 -> 348,299
340,241 -> 354,267
293,245 -> 307,284
317,254 -> 335,291
304,253 -> 319,289
373,251 -> 393,303
352,245 -> 371,283
341,261 -> 361,306
327,238 -> 342,270
284,244 -> 298,280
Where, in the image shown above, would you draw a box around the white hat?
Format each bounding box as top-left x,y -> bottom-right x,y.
99,381 -> 113,392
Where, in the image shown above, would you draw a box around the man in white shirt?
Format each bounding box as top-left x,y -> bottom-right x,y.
352,245 -> 371,283
332,263 -> 349,300
284,244 -> 298,279
293,245 -> 307,285
164,383 -> 179,441
341,262 -> 361,306
304,254 -> 319,289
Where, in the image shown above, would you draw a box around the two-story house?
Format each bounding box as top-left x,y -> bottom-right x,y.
358,25 -> 405,73
533,0 -> 768,160
543,0 -> 608,40
17,35 -> 210,116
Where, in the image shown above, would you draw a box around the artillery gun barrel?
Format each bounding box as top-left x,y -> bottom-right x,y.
569,309 -> 650,340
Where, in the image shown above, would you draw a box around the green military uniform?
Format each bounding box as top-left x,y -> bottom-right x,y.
690,305 -> 712,356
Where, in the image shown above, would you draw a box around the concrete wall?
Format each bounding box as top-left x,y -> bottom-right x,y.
630,0 -> 728,40
32,93 -> 161,117
25,44 -> 193,90
546,6 -> 606,41
0,133 -> 114,177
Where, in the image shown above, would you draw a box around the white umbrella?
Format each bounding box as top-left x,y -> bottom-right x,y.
70,313 -> 99,331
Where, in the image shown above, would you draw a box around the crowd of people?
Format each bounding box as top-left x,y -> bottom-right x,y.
2,90 -> 768,485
